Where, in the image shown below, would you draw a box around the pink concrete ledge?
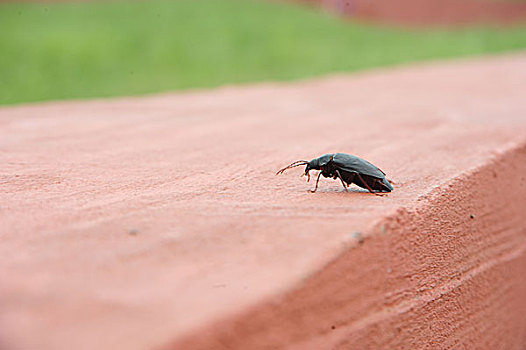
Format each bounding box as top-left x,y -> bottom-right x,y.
1,52 -> 526,350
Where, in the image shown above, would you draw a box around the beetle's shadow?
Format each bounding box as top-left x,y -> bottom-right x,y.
309,186 -> 377,195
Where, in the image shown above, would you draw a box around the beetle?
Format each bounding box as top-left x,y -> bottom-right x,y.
276,153 -> 392,194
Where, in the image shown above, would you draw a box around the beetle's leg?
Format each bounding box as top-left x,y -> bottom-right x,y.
310,172 -> 323,193
355,173 -> 386,196
335,169 -> 349,192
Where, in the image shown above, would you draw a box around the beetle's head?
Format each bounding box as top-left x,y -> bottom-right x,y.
304,158 -> 320,174
305,154 -> 333,174
276,154 -> 334,179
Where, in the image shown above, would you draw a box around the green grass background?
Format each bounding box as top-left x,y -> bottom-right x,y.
1,0 -> 526,105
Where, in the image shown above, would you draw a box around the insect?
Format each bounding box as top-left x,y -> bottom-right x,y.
276,153 -> 393,194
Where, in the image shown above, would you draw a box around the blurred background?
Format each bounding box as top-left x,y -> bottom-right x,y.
1,0 -> 526,106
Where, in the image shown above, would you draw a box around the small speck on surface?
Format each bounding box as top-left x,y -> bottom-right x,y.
351,232 -> 364,244
470,214 -> 475,219
128,229 -> 139,236
331,325 -> 336,330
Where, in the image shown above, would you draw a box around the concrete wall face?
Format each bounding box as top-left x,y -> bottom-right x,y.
173,144 -> 526,349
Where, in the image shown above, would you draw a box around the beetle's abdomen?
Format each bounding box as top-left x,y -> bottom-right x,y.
358,174 -> 392,192
380,177 -> 393,191
340,171 -> 392,192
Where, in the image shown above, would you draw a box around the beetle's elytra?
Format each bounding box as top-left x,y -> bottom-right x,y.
276,153 -> 392,194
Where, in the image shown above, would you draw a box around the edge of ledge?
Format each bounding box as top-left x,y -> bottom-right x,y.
166,137 -> 526,350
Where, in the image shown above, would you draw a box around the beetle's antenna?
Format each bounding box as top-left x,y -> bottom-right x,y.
276,160 -> 308,175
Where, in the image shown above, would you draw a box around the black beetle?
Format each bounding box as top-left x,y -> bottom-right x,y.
276,153 -> 392,194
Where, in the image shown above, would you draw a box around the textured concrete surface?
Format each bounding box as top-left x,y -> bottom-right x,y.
1,52 -> 526,350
